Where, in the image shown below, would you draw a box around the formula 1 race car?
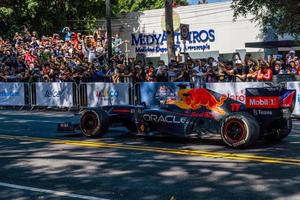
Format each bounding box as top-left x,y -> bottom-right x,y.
78,85 -> 296,148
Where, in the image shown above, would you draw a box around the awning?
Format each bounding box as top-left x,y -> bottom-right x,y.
245,40 -> 300,48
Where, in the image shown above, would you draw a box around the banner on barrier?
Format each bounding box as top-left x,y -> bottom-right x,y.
35,82 -> 74,107
140,82 -> 190,106
0,83 -> 25,106
86,83 -> 129,107
206,82 -> 267,104
287,82 -> 300,116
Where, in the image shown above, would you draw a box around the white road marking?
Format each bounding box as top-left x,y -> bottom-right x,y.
0,181 -> 110,200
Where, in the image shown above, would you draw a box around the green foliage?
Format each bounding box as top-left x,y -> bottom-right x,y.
231,0 -> 300,37
112,0 -> 188,14
0,0 -> 106,37
0,0 -> 188,38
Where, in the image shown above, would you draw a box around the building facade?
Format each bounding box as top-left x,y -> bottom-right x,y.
112,2 -> 276,63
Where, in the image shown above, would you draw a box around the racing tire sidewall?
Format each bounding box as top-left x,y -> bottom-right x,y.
221,112 -> 259,148
80,110 -> 108,138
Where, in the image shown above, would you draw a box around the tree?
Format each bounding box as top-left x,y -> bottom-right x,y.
0,0 -> 106,37
231,0 -> 300,37
165,0 -> 176,61
1,0 -> 188,38
112,0 -> 188,14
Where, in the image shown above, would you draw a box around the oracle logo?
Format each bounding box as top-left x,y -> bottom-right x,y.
246,96 -> 279,109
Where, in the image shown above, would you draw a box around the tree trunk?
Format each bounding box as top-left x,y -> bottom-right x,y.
165,0 -> 175,63
106,0 -> 112,61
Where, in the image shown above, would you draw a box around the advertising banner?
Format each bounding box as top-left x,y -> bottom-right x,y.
86,83 -> 129,107
287,82 -> 300,116
0,83 -> 25,106
35,82 -> 74,107
140,82 -> 190,106
205,82 -> 266,104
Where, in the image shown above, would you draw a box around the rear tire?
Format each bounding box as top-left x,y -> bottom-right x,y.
220,112 -> 260,148
264,119 -> 292,142
80,109 -> 109,138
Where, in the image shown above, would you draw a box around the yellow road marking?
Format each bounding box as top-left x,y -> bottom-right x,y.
0,134 -> 300,166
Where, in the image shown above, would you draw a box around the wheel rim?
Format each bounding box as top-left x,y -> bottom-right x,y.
81,112 -> 98,132
223,119 -> 246,143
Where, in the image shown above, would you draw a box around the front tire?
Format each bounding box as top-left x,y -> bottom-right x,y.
220,112 -> 260,148
80,109 -> 109,137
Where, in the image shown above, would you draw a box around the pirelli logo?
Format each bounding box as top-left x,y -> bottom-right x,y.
246,96 -> 280,109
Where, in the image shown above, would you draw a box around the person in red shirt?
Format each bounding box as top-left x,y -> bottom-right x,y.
257,62 -> 272,81
295,60 -> 300,75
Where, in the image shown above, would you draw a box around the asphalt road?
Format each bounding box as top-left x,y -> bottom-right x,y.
0,110 -> 300,200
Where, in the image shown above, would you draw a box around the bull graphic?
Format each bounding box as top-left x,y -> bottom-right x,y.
174,87 -> 227,115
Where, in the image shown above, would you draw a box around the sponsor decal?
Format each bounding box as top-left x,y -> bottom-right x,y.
143,114 -> 188,124
174,88 -> 227,115
246,96 -> 279,109
280,90 -> 296,108
45,88 -> 66,98
226,90 -> 246,103
232,140 -> 246,147
191,112 -> 215,119
253,110 -> 273,116
230,103 -> 241,112
96,89 -> 119,98
0,91 -> 20,97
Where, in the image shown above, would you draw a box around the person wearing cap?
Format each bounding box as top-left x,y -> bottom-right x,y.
233,60 -> 248,82
257,62 -> 272,81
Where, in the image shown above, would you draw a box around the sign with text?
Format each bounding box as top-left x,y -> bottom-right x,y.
287,82 -> 300,116
0,83 -> 25,106
35,82 -> 74,107
86,83 -> 129,107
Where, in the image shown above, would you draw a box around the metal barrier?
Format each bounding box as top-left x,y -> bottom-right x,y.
0,80 -> 299,115
30,82 -> 78,109
79,82 -> 130,108
0,82 -> 30,109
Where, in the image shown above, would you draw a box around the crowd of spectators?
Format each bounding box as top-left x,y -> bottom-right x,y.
1,27 -> 299,84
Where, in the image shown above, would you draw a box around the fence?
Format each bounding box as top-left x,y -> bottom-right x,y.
1,80 -> 300,117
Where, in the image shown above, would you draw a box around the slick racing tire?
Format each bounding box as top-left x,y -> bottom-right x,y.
264,119 -> 292,142
80,109 -> 109,138
221,112 -> 260,148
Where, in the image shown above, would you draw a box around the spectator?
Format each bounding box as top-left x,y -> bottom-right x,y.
62,27 -> 72,42
156,60 -> 168,82
145,62 -> 156,82
175,64 -> 191,82
192,59 -> 206,85
233,60 -> 248,82
219,61 -> 234,82
1,28 -> 299,84
288,60 -> 298,75
257,62 -> 272,81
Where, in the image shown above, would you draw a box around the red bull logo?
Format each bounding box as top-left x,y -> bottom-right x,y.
174,88 -> 227,115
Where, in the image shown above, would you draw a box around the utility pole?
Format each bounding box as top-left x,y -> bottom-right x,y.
165,0 -> 176,62
106,0 -> 112,61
